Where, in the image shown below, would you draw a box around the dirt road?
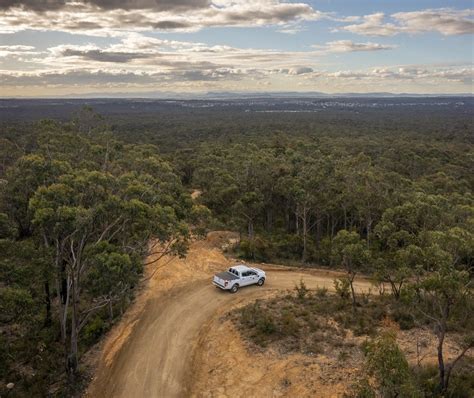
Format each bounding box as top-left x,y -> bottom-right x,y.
87,233 -> 374,398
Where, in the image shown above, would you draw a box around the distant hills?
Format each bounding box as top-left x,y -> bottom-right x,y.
2,91 -> 472,100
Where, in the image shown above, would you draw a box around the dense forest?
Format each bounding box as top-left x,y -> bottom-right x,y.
0,99 -> 473,396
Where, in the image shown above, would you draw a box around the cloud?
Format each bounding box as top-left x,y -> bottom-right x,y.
2,64 -> 471,91
0,0 -> 210,12
59,48 -> 151,63
0,65 -> 260,87
0,69 -> 158,86
288,66 -> 313,75
321,66 -> 473,84
0,44 -> 37,57
38,34 -> 321,72
340,9 -> 474,36
0,1 -> 323,35
393,9 -> 474,35
0,1 -> 66,12
0,45 -> 35,51
316,40 -> 396,53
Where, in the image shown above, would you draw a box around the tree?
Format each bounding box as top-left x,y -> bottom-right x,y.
2,154 -> 70,237
410,264 -> 473,393
332,230 -> 370,307
29,164 -> 189,375
233,190 -> 264,239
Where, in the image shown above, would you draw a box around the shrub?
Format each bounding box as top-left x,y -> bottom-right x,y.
391,305 -> 416,330
344,378 -> 376,398
294,278 -> 308,301
366,332 -> 421,398
334,277 -> 351,300
256,314 -> 277,336
83,316 -> 106,345
279,311 -> 299,337
238,236 -> 272,262
315,286 -> 328,298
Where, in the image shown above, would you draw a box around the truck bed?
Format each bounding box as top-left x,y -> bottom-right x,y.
215,271 -> 239,281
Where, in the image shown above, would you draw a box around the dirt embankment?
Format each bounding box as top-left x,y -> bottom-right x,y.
86,232 -> 465,398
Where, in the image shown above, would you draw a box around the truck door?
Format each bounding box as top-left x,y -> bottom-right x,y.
240,271 -> 253,286
248,270 -> 259,285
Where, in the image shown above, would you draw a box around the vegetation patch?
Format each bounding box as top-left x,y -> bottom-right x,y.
230,281 -> 389,359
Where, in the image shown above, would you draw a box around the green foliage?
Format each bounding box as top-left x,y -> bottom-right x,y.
238,236 -> 272,261
365,332 -> 420,397
0,212 -> 17,238
294,278 -> 308,301
0,119 -> 191,393
1,103 -> 473,395
334,277 -> 351,300
0,287 -> 34,323
345,378 -> 376,398
83,316 -> 107,345
332,230 -> 370,271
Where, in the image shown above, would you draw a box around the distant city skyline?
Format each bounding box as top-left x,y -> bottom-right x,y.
0,1 -> 473,96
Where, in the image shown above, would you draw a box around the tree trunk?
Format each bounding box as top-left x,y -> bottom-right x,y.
43,280 -> 52,327
265,207 -> 273,232
389,278 -> 401,299
366,217 -> 373,248
247,219 -> 254,239
55,255 -> 68,344
437,329 -> 446,392
60,261 -> 68,304
436,305 -> 449,393
108,299 -> 114,322
302,209 -> 307,263
349,270 -> 357,309
68,273 -> 78,375
295,210 -> 299,235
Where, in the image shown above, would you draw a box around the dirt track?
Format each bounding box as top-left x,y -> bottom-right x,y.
86,233 -> 375,398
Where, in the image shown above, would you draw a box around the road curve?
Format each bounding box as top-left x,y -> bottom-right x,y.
88,267 -> 374,398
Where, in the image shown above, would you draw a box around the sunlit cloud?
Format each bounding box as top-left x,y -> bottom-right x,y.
339,9 -> 474,36
0,0 -> 323,35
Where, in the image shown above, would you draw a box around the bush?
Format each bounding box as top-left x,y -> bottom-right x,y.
294,278 -> 309,301
272,233 -> 304,260
366,332 -> 421,397
279,311 -> 299,337
240,301 -> 276,342
334,277 -> 351,300
238,236 -> 272,262
414,360 -> 474,398
315,286 -> 328,298
391,305 -> 416,330
83,316 -> 106,345
345,378 -> 376,398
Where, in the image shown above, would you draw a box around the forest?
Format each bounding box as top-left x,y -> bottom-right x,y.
0,98 -> 473,396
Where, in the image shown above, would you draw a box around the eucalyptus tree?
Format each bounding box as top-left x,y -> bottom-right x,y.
30,163 -> 189,374
409,263 -> 473,394
331,230 -> 370,307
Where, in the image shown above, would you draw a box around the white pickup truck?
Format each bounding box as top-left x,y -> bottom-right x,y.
213,264 -> 266,293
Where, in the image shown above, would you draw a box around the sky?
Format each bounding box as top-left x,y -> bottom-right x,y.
0,0 -> 473,97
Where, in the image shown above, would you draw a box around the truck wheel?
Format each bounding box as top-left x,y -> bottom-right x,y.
257,278 -> 265,286
230,284 -> 239,293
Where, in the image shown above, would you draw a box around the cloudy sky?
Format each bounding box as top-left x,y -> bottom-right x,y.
0,0 -> 473,96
